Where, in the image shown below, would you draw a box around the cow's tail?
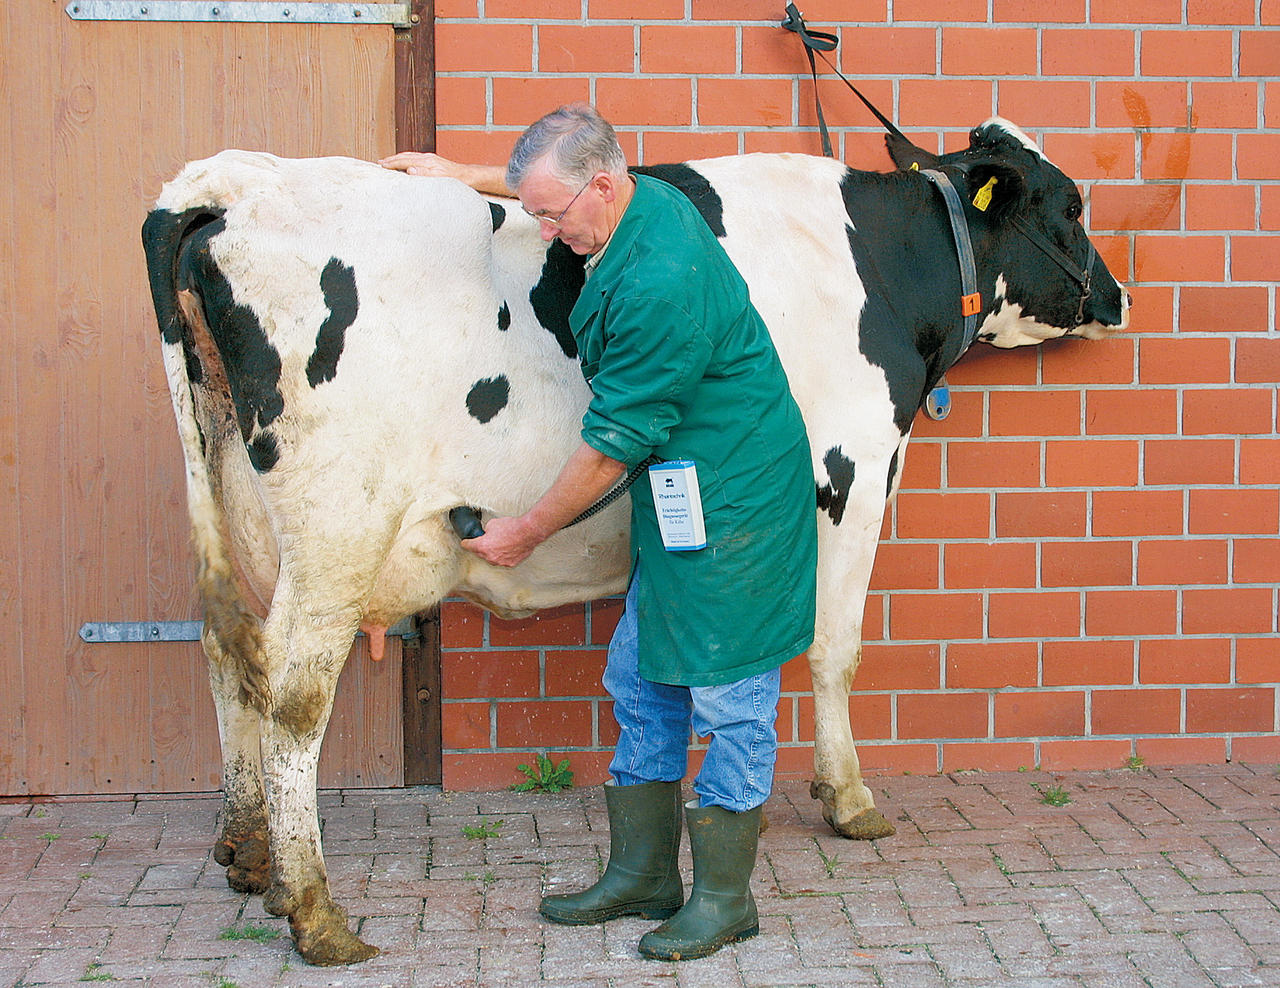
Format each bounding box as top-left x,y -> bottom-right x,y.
142,207 -> 273,713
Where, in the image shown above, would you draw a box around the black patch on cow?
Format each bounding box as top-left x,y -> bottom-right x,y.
306,258 -> 358,388
529,241 -> 586,359
815,446 -> 855,525
489,201 -> 506,232
175,216 -> 286,464
248,431 -> 280,472
885,447 -> 900,500
466,375 -> 509,424
498,302 -> 511,331
633,163 -> 726,238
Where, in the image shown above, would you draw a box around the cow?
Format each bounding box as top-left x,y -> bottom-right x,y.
141,118 -> 1129,965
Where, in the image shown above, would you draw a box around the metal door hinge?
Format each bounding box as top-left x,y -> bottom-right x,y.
66,2 -> 414,28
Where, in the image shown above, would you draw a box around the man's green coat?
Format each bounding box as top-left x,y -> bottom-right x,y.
569,174 -> 817,687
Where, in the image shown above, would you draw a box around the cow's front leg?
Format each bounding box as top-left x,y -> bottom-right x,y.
808,640 -> 896,840
258,617 -> 378,966
205,630 -> 272,894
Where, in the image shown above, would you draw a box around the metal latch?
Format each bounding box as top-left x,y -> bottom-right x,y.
65,2 -> 414,28
80,618 -> 417,642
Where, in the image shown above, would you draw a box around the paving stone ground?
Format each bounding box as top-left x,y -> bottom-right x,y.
2,765 -> 1279,987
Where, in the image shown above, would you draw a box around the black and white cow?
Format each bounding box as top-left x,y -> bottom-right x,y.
142,118 -> 1128,965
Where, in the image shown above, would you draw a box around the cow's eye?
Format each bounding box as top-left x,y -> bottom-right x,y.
1065,203 -> 1082,222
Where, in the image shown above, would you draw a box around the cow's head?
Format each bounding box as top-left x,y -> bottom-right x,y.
888,118 -> 1130,348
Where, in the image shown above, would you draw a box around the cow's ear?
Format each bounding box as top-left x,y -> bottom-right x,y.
885,132 -> 939,172
964,162 -> 1025,222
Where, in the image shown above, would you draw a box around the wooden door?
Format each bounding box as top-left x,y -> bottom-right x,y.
0,1 -> 435,795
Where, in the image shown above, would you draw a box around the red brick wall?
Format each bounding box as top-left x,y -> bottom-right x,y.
433,2 -> 1280,789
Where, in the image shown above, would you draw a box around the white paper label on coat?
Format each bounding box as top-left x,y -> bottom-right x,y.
647,460 -> 707,551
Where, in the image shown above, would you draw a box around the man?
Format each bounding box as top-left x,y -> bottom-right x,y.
382,104 -> 817,961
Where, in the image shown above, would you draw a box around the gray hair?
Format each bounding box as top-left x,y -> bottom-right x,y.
505,103 -> 628,191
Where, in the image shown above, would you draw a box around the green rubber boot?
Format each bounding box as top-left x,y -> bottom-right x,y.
539,780 -> 684,925
638,802 -> 762,961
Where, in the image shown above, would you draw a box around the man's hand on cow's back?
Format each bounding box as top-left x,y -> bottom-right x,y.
461,515 -> 545,568
378,152 -> 512,197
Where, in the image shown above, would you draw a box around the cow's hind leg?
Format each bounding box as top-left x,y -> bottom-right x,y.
257,604 -> 377,965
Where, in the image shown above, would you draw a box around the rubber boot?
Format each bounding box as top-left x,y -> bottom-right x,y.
638,802 -> 762,961
539,780 -> 684,925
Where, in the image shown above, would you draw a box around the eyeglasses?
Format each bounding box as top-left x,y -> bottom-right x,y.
522,177 -> 593,227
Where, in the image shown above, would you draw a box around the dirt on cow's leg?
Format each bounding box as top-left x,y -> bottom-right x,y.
265,881 -> 378,965
810,780 -> 896,840
214,820 -> 271,894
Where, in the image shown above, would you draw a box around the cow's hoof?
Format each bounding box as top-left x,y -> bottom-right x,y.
213,834 -> 271,894
288,889 -> 379,966
831,807 -> 896,841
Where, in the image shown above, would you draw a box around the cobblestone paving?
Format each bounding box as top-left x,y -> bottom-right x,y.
1,765 -> 1278,987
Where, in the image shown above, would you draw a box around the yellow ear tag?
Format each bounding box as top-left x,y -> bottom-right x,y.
973,176 -> 997,211
910,162 -> 919,171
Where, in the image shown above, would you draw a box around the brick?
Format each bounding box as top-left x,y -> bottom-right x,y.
995,491 -> 1088,538
1185,184 -> 1258,233
436,76 -> 489,127
1142,29 -> 1234,77
894,0 -> 986,19
1092,490 -> 1185,537
947,441 -> 1041,489
1180,287 -> 1269,334
1184,588 -> 1277,636
596,78 -> 692,127
1189,489 -> 1279,535
487,0 -> 580,15
946,641 -> 1039,689
589,597 -> 624,645
1096,81 -> 1190,130
538,25 -> 636,73
1231,235 -> 1280,282
1091,184 -> 1181,232
1041,338 -> 1136,386
435,22 -> 533,73
1085,388 -> 1179,435
889,593 -> 986,641
994,0 -> 1084,21
1269,84 -> 1280,131
1045,439 -> 1139,488
441,753 -> 527,790
1236,638 -> 1280,684
496,699 -> 592,747
1237,337 -> 1280,383
1041,132 -> 1136,182
1187,688 -> 1276,733
437,129 -> 525,165
640,26 -> 737,74
836,26 -> 938,76
1239,135 -> 1280,182
442,649 -> 540,699
897,692 -> 989,740
436,0 -> 479,14
899,441 -> 943,491
1234,539 -> 1280,585
740,25 -> 816,75
946,347 -> 1038,387
1241,439 -> 1280,484
640,130 -> 739,163
1041,541 -> 1133,588
1093,0 -> 1181,21
1145,438 -> 1235,486
492,77 -> 592,126
599,700 -> 619,745
1127,283 -> 1173,328
1043,29 -> 1135,76
1190,81 -> 1261,130
942,28 -> 1037,75
1135,736 -> 1228,765
990,591 -> 1082,640
1086,589 -> 1179,636
797,80 -> 899,135
995,691 -> 1086,738
698,78 -> 793,127
857,643 -> 942,691
1092,688 -> 1181,735
941,741 -> 1037,772
869,542 -> 941,591
943,542 -> 1037,590
489,604 -> 586,646
912,389 -> 985,439
1233,736 -> 1280,762
1240,30 -> 1280,75
1189,0 -> 1258,22
989,391 -> 1082,437
1135,235 -> 1226,283
1143,133 -> 1234,183
1183,388 -> 1274,435
896,492 -> 991,539
544,649 -> 607,697
590,0 -> 684,16
857,742 -> 939,774
1140,337 -> 1232,385
863,593 -> 885,642
796,694 -> 892,742
1139,638 -> 1232,685
1039,738 -> 1133,770
997,81 -> 1091,128
1137,539 -> 1229,586
899,80 -> 996,128
441,600 -> 485,648
741,131 -> 822,156
441,701 -> 491,748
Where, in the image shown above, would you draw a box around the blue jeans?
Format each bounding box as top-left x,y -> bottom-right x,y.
603,575 -> 781,812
